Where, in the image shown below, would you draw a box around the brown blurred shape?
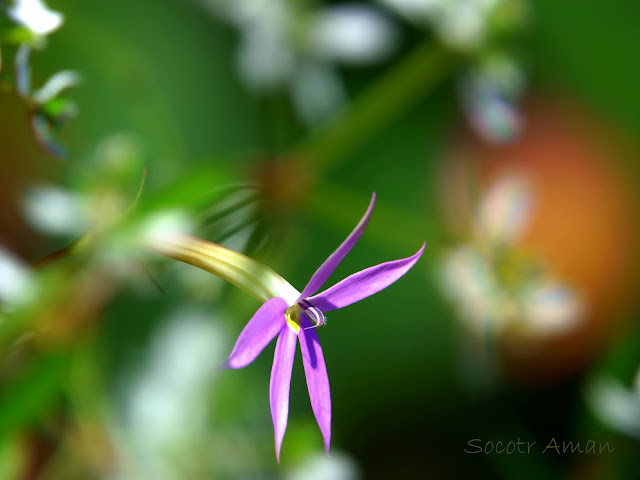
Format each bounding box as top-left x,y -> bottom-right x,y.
440,96 -> 639,383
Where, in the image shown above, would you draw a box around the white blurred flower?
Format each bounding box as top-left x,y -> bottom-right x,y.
285,451 -> 361,480
378,0 -> 500,49
7,0 -> 63,36
119,309 -> 226,479
32,70 -> 80,104
460,55 -> 525,143
200,0 -> 397,124
94,133 -> 143,176
137,209 -> 195,244
291,62 -> 347,127
435,0 -> 499,49
519,281 -> 582,334
441,246 -> 510,335
91,208 -> 195,287
440,175 -> 583,338
309,4 -> 398,65
474,174 -> 531,244
587,367 -> 640,439
379,0 -> 527,142
236,26 -> 295,92
23,185 -> 90,236
0,246 -> 37,310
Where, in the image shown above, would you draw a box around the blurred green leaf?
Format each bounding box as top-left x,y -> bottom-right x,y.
0,438 -> 22,479
126,163 -> 240,222
0,351 -> 69,442
40,96 -> 77,124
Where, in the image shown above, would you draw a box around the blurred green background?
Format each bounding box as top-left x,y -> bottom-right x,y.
1,0 -> 639,478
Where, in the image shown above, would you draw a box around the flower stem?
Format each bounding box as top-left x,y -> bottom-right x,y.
293,41 -> 457,173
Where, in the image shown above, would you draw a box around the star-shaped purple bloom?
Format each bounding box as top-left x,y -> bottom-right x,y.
222,193 -> 424,461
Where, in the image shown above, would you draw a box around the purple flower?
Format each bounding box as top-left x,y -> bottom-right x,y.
222,193 -> 424,461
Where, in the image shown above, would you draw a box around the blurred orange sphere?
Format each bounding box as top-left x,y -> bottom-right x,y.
440,97 -> 639,382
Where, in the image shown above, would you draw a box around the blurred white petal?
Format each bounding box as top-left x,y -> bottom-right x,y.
32,70 -> 80,104
291,62 -> 346,126
285,451 -> 361,480
464,92 -> 522,144
138,209 -> 195,243
587,377 -> 640,439
441,247 -> 492,302
379,0 -> 501,48
0,247 -> 36,309
8,0 -> 63,36
236,28 -> 294,91
441,246 -> 509,334
520,281 -> 583,334
309,4 -> 398,65
476,175 -> 533,244
122,309 -> 226,476
23,186 -> 89,236
460,55 -> 525,143
437,0 -> 499,48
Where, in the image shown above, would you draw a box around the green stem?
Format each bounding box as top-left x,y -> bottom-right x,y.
293,42 -> 457,173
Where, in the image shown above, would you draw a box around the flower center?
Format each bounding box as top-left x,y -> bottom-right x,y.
285,300 -> 326,334
285,305 -> 302,334
490,245 -> 543,293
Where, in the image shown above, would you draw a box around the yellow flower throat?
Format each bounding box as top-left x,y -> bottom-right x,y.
285,305 -> 302,334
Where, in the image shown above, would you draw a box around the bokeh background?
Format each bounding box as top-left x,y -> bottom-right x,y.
1,0 -> 639,478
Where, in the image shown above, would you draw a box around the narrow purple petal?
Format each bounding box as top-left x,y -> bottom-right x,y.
270,325 -> 297,462
298,193 -> 376,300
222,297 -> 288,369
299,315 -> 331,456
308,243 -> 425,312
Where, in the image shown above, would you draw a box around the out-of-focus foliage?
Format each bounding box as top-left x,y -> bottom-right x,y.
0,0 -> 78,157
0,0 -> 638,479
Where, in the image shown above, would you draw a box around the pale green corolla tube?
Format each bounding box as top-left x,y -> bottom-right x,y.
143,233 -> 300,305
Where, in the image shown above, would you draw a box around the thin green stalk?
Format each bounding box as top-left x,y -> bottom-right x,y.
293,42 -> 457,173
